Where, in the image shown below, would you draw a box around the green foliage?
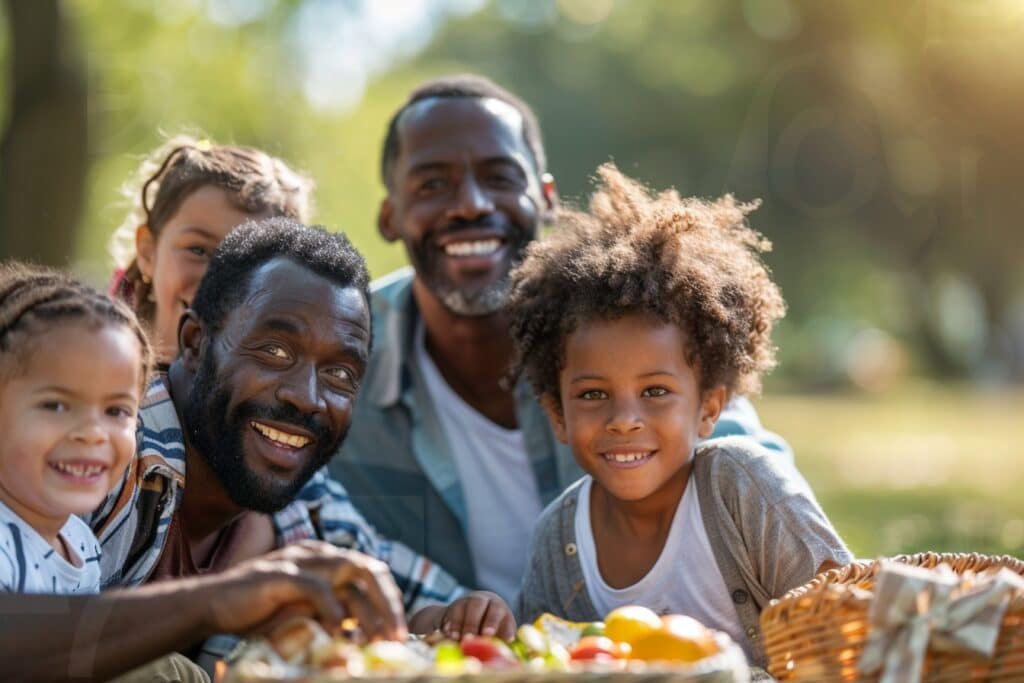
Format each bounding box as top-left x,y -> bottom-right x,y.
16,0 -> 1024,381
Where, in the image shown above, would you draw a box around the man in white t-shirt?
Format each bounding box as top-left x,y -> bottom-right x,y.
329,75 -> 796,604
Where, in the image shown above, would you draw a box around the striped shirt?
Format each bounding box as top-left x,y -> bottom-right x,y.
0,499 -> 101,594
90,373 -> 465,612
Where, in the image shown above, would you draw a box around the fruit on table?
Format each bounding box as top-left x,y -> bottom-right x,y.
628,615 -> 719,663
459,635 -> 518,666
533,613 -> 597,647
603,605 -> 663,645
516,624 -> 548,656
568,635 -> 630,661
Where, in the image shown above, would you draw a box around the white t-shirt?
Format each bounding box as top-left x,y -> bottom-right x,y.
575,476 -> 745,648
416,324 -> 543,604
0,499 -> 102,594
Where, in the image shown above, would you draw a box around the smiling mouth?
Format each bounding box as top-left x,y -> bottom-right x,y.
251,421 -> 311,449
601,451 -> 655,464
442,238 -> 504,257
50,461 -> 109,479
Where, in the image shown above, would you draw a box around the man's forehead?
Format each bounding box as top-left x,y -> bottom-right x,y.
238,258 -> 368,327
397,96 -> 528,158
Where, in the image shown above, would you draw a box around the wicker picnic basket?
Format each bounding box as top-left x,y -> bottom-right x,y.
759,552 -> 1024,681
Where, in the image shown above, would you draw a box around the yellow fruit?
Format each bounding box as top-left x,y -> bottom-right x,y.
603,606 -> 663,645
533,613 -> 590,648
629,616 -> 718,664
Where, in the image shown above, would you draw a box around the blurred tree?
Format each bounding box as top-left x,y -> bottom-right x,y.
6,0 -> 1020,383
0,0 -> 87,266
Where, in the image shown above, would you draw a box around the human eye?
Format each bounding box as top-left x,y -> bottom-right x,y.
487,171 -> 521,190
40,400 -> 68,412
186,245 -> 209,257
324,366 -> 358,390
643,386 -> 670,398
261,343 -> 291,360
578,389 -> 607,400
416,176 -> 448,195
106,404 -> 138,419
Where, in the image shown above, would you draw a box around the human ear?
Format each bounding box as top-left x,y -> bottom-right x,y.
698,385 -> 727,439
540,173 -> 558,225
377,198 -> 399,242
177,311 -> 205,373
135,224 -> 157,279
540,393 -> 568,443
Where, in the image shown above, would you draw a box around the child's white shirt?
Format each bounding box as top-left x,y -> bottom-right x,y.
0,499 -> 101,594
575,476 -> 745,647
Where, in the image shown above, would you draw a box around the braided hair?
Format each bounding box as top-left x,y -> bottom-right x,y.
0,261 -> 152,387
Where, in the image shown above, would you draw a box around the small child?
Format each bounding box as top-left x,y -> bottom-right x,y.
108,135 -> 313,363
508,165 -> 852,667
0,262 -> 150,594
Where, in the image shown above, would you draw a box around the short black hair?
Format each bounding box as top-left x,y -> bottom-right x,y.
190,216 -> 371,334
380,73 -> 547,185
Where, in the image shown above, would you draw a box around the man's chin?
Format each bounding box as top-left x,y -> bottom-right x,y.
433,279 -> 512,317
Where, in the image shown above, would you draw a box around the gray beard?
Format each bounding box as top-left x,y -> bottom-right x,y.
436,277 -> 512,316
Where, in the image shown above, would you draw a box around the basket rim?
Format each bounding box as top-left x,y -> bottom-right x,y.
761,551 -> 1024,623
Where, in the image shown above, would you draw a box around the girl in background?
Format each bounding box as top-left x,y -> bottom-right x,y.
109,136 -> 313,363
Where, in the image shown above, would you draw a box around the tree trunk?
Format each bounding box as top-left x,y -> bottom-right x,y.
0,0 -> 88,266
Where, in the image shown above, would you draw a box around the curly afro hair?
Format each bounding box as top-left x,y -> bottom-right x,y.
190,216 -> 370,335
507,163 -> 785,405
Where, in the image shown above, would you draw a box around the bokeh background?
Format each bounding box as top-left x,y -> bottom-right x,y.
2,0 -> 1022,559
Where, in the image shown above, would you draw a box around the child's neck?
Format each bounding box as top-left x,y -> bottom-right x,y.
0,484 -> 74,562
594,462 -> 691,535
589,463 -> 692,589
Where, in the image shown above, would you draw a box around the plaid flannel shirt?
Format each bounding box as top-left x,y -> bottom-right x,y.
90,373 -> 465,613
328,268 -> 797,589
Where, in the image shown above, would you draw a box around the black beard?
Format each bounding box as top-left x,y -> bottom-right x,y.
410,218 -> 534,316
183,350 -> 340,514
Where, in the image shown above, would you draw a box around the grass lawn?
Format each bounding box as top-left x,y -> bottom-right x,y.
753,383 -> 1024,559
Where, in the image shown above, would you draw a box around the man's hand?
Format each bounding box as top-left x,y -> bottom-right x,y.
414,591 -> 516,642
203,540 -> 408,642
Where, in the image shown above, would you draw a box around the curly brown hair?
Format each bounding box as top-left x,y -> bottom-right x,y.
108,135 -> 314,325
507,163 -> 785,405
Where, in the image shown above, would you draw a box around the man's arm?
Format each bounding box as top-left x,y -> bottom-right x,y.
302,470 -> 468,615
0,541 -> 407,682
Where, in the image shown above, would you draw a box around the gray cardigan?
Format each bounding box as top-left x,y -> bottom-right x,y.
513,437 -> 852,668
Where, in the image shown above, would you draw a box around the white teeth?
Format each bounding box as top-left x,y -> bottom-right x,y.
54,462 -> 105,477
605,452 -> 650,463
444,239 -> 501,256
252,422 -> 311,448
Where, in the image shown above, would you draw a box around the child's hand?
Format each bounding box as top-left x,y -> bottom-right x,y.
437,591 -> 516,641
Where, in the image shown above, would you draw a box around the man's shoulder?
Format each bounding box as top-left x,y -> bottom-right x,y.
369,267 -> 415,312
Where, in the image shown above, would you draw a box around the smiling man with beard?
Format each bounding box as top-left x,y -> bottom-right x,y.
330,75 -> 799,606
84,218 -> 517,677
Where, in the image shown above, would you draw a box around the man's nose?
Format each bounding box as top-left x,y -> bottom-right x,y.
448,175 -> 495,221
275,363 -> 327,415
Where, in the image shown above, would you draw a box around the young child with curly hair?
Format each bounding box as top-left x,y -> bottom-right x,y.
108,135 -> 314,363
509,164 -> 851,666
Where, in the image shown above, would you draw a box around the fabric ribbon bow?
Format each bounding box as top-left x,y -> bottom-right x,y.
857,560 -> 1024,683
